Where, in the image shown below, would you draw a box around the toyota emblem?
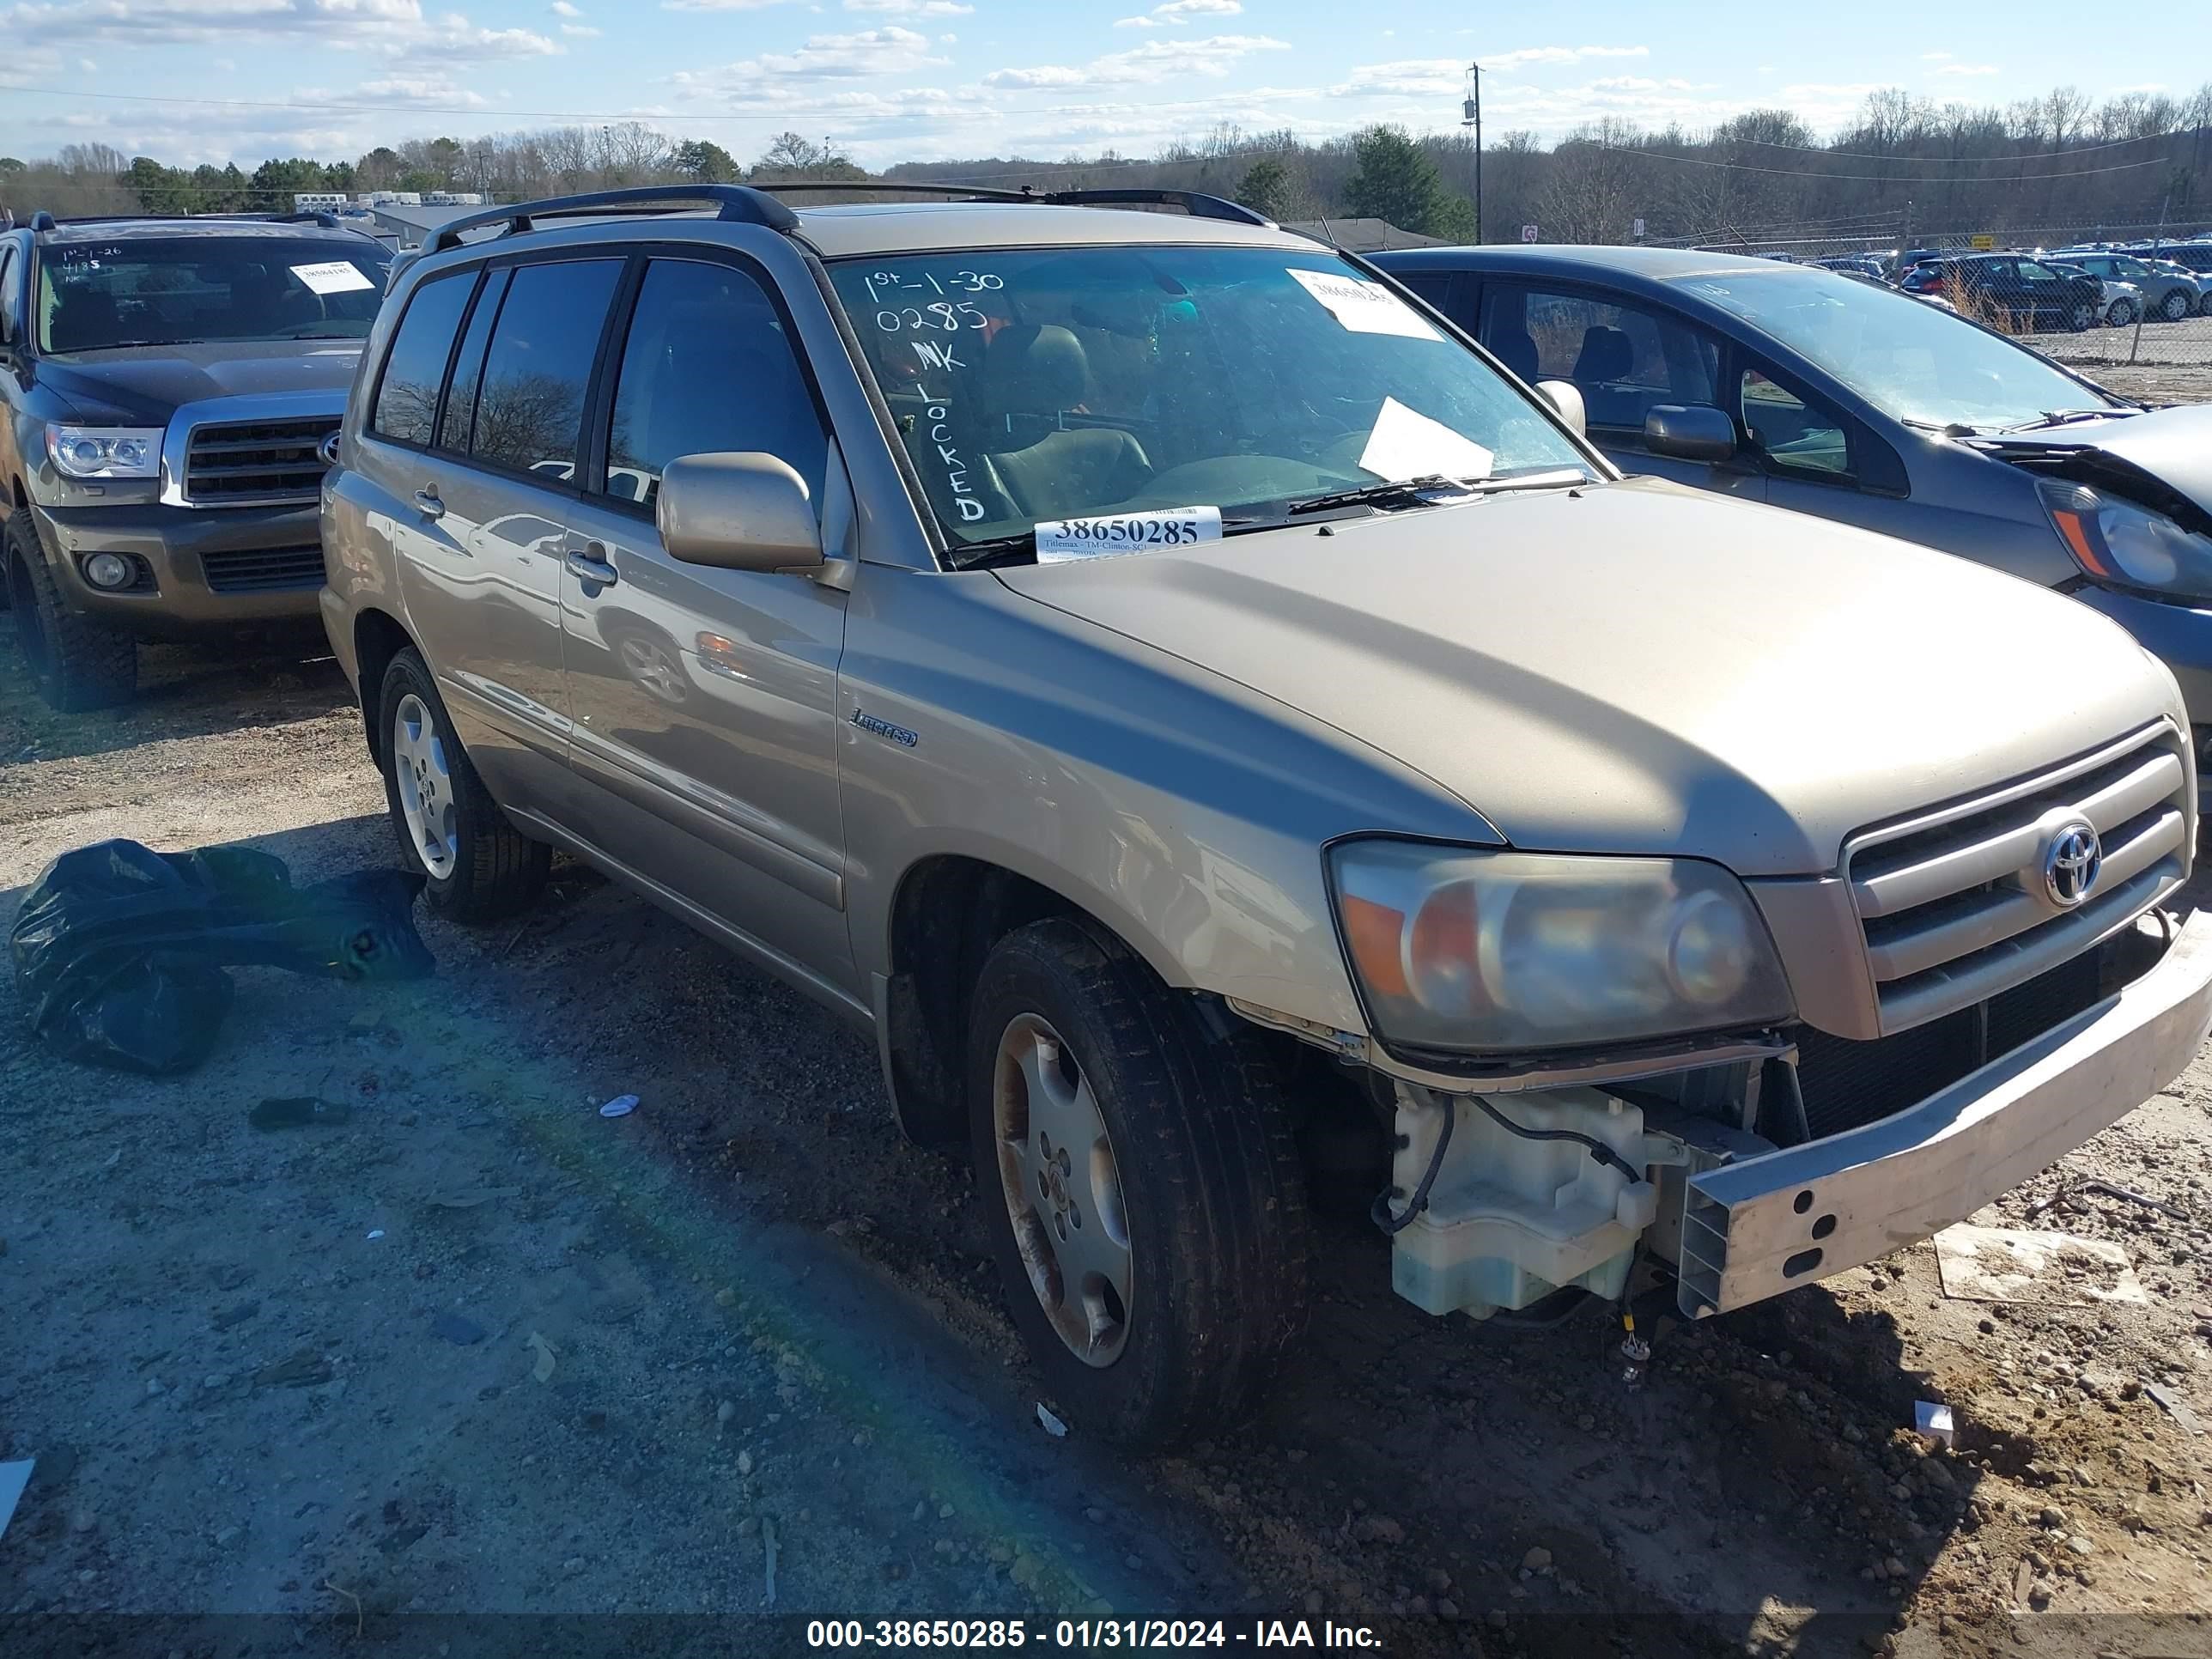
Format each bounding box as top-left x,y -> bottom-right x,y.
317,431 -> 341,467
2042,819 -> 2102,908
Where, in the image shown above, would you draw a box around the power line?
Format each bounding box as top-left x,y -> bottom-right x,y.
1601,143 -> 2172,182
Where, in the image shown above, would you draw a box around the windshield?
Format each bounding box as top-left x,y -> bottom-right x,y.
36,236 -> 391,353
827,245 -> 1594,554
1677,267 -> 2118,431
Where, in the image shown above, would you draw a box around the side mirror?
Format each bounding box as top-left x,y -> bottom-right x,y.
1643,404 -> 1737,464
657,453 -> 823,574
1534,380 -> 1585,438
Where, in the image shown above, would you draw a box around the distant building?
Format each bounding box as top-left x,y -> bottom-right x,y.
364,200 -> 485,249
292,191 -> 349,214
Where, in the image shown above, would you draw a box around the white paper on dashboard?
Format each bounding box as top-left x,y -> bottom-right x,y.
1357,398 -> 1496,483
289,261 -> 375,296
1285,267 -> 1443,341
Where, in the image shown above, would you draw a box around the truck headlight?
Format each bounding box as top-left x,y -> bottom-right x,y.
2039,478 -> 2212,599
1328,841 -> 1793,1054
47,425 -> 163,481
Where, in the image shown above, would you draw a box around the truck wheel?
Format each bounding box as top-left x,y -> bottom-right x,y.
966,915 -> 1310,1446
4,510 -> 137,711
376,647 -> 549,921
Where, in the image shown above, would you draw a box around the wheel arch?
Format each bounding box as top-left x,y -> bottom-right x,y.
878,852 -> 1195,1146
352,606 -> 415,768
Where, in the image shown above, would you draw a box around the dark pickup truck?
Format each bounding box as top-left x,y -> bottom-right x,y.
0,213 -> 389,708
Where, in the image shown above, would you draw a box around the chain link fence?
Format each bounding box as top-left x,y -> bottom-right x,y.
1652,211 -> 2212,397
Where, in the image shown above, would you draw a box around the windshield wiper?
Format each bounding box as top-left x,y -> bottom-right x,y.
1285,469 -> 1589,517
1901,417 -> 1986,437
2002,407 -> 2129,433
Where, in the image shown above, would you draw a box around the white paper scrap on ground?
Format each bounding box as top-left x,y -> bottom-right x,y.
0,1459 -> 32,1543
1933,1223 -> 2147,1306
1914,1401 -> 1955,1447
1285,267 -> 1443,340
1358,398 -> 1495,484
599,1094 -> 638,1118
1035,506 -> 1222,562
289,261 -> 375,296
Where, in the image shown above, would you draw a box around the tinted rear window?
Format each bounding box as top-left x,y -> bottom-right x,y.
468,259 -> 623,481
371,271 -> 474,447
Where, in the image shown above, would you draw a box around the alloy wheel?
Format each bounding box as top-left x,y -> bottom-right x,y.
392,692 -> 459,879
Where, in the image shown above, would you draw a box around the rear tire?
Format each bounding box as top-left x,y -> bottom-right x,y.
2068,301 -> 2094,332
375,647 -> 549,921
2161,289 -> 2192,322
966,915 -> 1310,1447
5,509 -> 137,711
2107,298 -> 2138,328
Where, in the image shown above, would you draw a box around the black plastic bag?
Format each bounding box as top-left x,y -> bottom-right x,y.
10,838 -> 434,1075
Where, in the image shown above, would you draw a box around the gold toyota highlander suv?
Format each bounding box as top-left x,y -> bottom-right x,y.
319,184 -> 2212,1445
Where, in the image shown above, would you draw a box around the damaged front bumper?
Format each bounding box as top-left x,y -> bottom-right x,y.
1676,908 -> 2212,1319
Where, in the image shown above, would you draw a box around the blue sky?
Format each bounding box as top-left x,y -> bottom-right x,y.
0,0 -> 2200,170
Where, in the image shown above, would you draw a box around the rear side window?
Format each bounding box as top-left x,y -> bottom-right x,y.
601,258 -> 828,512
436,268 -> 510,455
468,258 -> 623,482
371,272 -> 473,447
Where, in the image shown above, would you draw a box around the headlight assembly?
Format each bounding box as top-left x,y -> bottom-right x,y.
1328,841 -> 1793,1054
47,425 -> 163,482
2039,478 -> 2212,599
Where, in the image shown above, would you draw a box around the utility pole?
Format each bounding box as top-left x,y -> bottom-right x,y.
1461,62 -> 1483,243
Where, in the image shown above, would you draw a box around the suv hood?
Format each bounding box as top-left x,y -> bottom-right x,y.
995,477 -> 2179,877
40,341 -> 363,424
1972,403 -> 2212,522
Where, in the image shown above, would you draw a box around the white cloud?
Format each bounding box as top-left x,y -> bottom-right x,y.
1486,44 -> 1648,71
551,0 -> 580,12
561,21 -> 599,33
844,0 -> 970,13
985,33 -> 1287,89
296,75 -> 490,108
1115,0 -> 1237,24
675,24 -> 944,87
661,0 -> 793,9
1934,62 -> 1998,76
0,0 -> 562,63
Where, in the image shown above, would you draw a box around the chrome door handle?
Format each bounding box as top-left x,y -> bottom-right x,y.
412,488 -> 445,520
565,544 -> 618,586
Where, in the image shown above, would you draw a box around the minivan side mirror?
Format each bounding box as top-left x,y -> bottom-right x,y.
658,453 -> 823,574
1643,404 -> 1737,464
1534,380 -> 1585,438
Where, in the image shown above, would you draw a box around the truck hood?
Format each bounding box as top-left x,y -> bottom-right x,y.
39,341 -> 363,425
1971,404 -> 2212,524
994,477 -> 2181,877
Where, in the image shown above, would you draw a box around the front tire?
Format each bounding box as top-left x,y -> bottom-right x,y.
966,916 -> 1310,1447
2161,289 -> 2193,322
5,510 -> 137,711
2107,298 -> 2138,327
376,647 -> 549,921
2068,301 -> 2095,332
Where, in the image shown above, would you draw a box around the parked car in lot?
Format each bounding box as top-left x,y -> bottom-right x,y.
2057,250 -> 2202,322
1370,245 -> 2212,805
2046,262 -> 2146,326
323,185 -> 2211,1444
0,212 -> 391,708
1895,252 -> 2102,331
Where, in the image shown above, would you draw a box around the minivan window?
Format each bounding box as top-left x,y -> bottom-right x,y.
1489,286 -> 1718,430
35,235 -> 389,353
436,268 -> 511,455
825,246 -> 1592,552
603,258 -> 828,512
1680,267 -> 2119,432
370,270 -> 474,448
468,258 -> 623,482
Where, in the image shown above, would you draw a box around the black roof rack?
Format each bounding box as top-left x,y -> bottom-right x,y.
749,179 -> 1274,227
430,184 -> 799,253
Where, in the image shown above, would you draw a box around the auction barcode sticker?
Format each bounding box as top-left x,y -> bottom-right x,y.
289,261 -> 376,296
1034,506 -> 1223,562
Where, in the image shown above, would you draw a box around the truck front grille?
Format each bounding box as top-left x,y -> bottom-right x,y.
201,546 -> 326,593
1844,726 -> 2187,1034
182,417 -> 337,506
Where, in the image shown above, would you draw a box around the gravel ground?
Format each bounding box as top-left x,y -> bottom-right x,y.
9,611 -> 2212,1659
